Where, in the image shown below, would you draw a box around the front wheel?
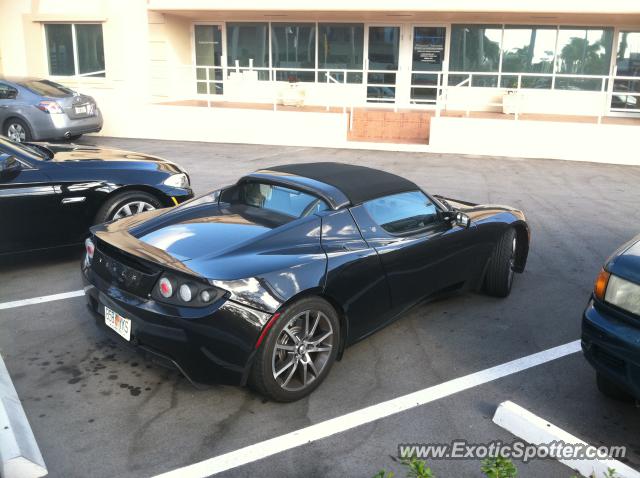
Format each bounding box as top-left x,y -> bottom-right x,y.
94,190 -> 163,224
249,297 -> 340,402
484,228 -> 517,298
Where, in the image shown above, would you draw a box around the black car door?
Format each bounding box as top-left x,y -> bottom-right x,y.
0,155 -> 63,254
350,190 -> 482,315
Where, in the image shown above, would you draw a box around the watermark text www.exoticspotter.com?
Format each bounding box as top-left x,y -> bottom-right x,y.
398,440 -> 626,463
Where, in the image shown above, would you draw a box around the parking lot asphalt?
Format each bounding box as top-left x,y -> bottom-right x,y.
1,136 -> 640,478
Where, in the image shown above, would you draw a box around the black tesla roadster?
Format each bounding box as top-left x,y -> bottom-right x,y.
82,163 -> 530,401
0,136 -> 193,254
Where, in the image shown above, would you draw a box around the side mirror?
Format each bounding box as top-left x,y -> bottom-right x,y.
442,210 -> 471,228
455,212 -> 471,228
0,155 -> 22,175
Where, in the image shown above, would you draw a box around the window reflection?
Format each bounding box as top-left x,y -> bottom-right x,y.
271,23 -> 316,82
501,26 -> 556,78
450,25 -> 502,72
555,27 -> 613,90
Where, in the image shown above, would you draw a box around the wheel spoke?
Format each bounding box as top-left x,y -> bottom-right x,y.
311,331 -> 332,346
309,345 -> 332,353
136,202 -> 144,213
281,361 -> 298,387
304,311 -> 310,336
275,344 -> 296,352
301,360 -> 308,386
274,358 -> 295,378
307,355 -> 319,377
283,327 -> 300,344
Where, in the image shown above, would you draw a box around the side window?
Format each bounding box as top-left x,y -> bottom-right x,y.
241,182 -> 329,218
0,83 -> 18,100
364,190 -> 439,235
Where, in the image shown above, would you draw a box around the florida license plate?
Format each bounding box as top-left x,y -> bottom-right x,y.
104,306 -> 131,341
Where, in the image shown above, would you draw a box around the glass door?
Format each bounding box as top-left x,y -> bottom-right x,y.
611,31 -> 640,113
194,24 -> 224,96
366,26 -> 401,102
410,26 -> 447,105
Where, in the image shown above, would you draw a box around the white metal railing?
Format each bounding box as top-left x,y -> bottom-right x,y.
166,63 -> 640,126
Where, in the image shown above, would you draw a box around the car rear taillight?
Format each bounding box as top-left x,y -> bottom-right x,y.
159,277 -> 174,298
594,269 -> 611,300
36,100 -> 63,114
84,238 -> 95,266
153,273 -> 224,307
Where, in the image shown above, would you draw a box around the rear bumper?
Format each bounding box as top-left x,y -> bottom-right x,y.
82,261 -> 270,386
30,108 -> 103,140
582,298 -> 640,398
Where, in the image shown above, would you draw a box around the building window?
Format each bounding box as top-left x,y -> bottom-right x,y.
449,25 -> 502,87
318,23 -> 364,83
271,23 -> 316,82
226,22 -> 269,80
45,23 -> 104,77
450,24 -> 614,92
194,25 -> 223,95
555,27 -> 613,91
500,26 -> 556,88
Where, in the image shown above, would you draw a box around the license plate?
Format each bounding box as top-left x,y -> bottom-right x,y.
74,105 -> 87,114
104,306 -> 131,341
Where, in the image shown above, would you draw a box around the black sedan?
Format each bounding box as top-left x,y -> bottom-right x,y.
583,234 -> 640,401
82,163 -> 530,401
0,136 -> 193,254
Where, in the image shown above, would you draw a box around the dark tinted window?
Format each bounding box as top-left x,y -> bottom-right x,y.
364,191 -> 439,234
0,83 -> 18,100
18,80 -> 74,98
241,182 -> 328,218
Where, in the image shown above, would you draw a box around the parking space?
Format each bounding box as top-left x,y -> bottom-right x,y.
1,137 -> 640,477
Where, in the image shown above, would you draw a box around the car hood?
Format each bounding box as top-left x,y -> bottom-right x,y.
606,234 -> 640,285
35,143 -> 183,173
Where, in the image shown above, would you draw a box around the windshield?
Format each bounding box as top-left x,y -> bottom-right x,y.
0,135 -> 46,161
17,79 -> 74,98
239,182 -> 329,218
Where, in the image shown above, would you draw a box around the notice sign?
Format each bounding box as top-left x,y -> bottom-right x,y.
413,27 -> 445,67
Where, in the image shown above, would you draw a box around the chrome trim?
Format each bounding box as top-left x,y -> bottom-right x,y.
0,186 -> 57,198
61,197 -> 86,204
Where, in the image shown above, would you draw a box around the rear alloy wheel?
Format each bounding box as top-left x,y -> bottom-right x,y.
249,297 -> 340,402
94,191 -> 163,224
484,228 -> 517,297
4,119 -> 31,143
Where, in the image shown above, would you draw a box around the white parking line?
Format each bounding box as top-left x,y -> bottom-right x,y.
0,290 -> 85,311
153,340 -> 582,478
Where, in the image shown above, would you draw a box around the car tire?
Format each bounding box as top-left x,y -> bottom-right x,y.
94,190 -> 163,224
596,372 -> 634,402
249,297 -> 340,402
484,227 -> 517,298
3,118 -> 32,143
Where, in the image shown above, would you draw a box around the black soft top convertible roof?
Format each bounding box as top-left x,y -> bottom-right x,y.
258,162 -> 419,207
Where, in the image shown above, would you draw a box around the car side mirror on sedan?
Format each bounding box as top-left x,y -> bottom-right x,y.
0,155 -> 22,176
442,210 -> 471,228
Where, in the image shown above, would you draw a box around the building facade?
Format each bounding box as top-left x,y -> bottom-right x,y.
1,0 -> 640,162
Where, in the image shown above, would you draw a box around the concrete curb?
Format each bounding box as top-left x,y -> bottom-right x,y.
493,400 -> 640,478
0,354 -> 47,478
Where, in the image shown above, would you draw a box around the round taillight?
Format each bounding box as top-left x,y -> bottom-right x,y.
159,277 -> 173,298
179,284 -> 194,302
85,238 -> 95,260
200,290 -> 213,303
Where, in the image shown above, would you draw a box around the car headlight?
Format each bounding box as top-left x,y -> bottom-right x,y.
601,273 -> 640,316
163,173 -> 189,188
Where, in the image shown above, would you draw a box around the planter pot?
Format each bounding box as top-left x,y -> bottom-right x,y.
502,92 -> 522,115
280,83 -> 305,107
